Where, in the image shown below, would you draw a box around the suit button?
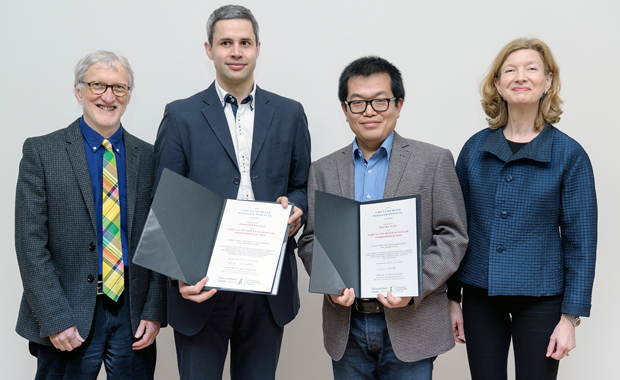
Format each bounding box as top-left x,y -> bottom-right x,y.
89,242 -> 96,251
501,212 -> 508,219
505,175 -> 513,182
233,178 -> 240,185
87,275 -> 94,282
496,246 -> 505,253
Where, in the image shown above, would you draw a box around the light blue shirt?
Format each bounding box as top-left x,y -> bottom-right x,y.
353,131 -> 394,202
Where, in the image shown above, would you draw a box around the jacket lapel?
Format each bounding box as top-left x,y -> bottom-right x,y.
384,132 -> 411,199
123,131 -> 139,240
65,120 -> 97,233
335,144 -> 355,199
201,83 -> 239,168
251,86 -> 275,168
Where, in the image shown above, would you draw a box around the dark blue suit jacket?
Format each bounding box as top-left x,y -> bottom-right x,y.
154,82 -> 311,335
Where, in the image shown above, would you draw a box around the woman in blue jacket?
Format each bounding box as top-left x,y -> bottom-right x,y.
448,37 -> 597,380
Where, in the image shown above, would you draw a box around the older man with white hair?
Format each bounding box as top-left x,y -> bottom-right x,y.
15,50 -> 166,380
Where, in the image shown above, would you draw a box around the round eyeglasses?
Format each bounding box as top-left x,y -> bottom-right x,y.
80,81 -> 131,97
344,97 -> 397,114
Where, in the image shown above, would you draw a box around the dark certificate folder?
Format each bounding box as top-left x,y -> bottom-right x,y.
309,191 -> 423,297
133,168 -> 291,295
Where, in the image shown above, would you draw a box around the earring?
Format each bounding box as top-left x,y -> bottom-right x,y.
542,89 -> 548,100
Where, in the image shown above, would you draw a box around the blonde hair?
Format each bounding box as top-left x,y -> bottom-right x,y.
480,37 -> 563,131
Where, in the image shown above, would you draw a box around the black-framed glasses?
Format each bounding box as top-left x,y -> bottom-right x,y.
80,81 -> 131,97
344,97 -> 397,114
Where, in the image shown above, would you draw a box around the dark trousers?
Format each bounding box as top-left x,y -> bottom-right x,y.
462,285 -> 562,380
174,292 -> 283,380
30,294 -> 156,380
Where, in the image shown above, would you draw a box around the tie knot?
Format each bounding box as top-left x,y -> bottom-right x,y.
102,139 -> 113,151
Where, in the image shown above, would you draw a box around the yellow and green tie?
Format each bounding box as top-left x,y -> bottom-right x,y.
102,139 -> 124,301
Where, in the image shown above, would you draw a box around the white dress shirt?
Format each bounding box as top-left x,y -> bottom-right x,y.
215,81 -> 257,200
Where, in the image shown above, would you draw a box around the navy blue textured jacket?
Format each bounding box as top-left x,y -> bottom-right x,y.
449,124 -> 597,317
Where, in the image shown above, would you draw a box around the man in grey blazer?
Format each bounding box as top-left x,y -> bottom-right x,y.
15,51 -> 166,379
298,56 -> 468,379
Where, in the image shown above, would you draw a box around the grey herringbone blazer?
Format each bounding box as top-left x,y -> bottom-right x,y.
298,132 -> 468,362
15,119 -> 167,345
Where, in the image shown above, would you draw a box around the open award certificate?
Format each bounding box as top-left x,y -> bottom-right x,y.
205,201 -> 292,293
359,198 -> 419,298
132,169 -> 292,296
309,191 -> 422,298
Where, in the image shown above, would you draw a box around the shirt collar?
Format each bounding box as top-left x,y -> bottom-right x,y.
79,116 -> 124,153
352,131 -> 395,162
214,80 -> 256,109
479,123 -> 553,163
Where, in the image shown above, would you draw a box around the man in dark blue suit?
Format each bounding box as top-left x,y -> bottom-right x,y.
153,5 -> 311,380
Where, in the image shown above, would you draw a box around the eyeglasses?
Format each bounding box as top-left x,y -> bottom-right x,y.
80,81 -> 131,97
344,97 -> 397,114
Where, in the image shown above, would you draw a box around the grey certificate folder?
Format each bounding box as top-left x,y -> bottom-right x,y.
133,168 -> 291,295
309,191 -> 423,296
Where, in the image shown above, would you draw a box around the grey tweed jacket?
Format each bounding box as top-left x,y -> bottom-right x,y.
298,132 -> 468,362
15,119 -> 167,345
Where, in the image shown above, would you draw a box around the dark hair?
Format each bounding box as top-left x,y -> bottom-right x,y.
207,5 -> 259,46
338,56 -> 405,102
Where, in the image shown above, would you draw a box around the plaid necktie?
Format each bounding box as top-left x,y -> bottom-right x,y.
102,139 -> 124,301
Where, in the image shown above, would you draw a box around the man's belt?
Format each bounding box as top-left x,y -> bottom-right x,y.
354,298 -> 384,314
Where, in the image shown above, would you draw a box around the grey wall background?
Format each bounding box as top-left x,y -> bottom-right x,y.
1,0 -> 618,378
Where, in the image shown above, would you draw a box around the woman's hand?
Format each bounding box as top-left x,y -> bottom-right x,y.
546,316 -> 576,360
